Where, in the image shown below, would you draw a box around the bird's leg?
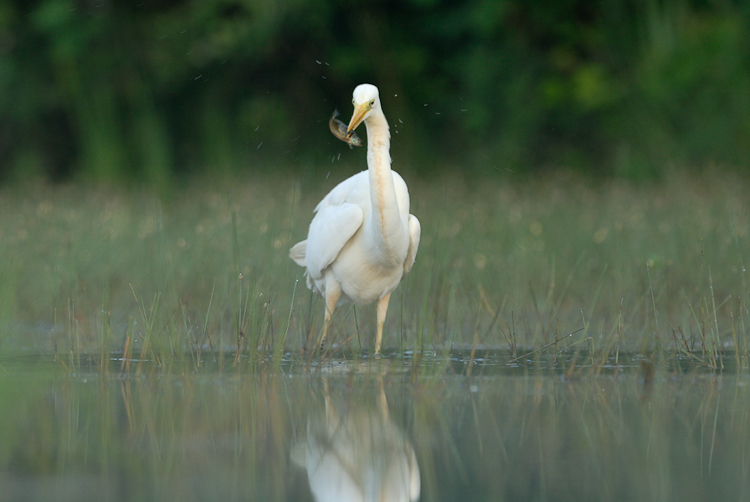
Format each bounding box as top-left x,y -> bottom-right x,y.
318,281 -> 341,351
375,292 -> 391,355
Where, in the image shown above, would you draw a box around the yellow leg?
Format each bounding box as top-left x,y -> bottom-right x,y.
375,292 -> 391,355
318,280 -> 341,350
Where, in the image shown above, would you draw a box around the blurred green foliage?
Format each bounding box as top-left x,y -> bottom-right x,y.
1,0 -> 749,184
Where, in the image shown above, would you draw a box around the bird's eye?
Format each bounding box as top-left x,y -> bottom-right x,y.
370,100 -> 375,107
352,99 -> 356,105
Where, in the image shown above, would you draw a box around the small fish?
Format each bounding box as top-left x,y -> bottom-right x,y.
329,109 -> 363,149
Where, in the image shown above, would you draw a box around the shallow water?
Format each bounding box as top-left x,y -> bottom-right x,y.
0,353 -> 748,502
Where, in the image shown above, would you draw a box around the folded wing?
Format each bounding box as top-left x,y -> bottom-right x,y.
403,214 -> 421,274
305,203 -> 364,281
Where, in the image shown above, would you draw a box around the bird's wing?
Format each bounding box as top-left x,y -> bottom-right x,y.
314,171 -> 368,213
305,203 -> 364,280
403,214 -> 421,274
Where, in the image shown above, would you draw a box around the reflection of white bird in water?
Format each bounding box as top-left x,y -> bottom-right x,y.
291,379 -> 421,502
290,84 -> 421,354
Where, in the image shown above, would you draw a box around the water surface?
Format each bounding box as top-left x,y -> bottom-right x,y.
0,353 -> 748,501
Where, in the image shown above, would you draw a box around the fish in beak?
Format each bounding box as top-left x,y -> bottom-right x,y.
329,109 -> 363,148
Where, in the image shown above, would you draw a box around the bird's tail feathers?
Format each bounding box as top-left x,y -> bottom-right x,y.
289,240 -> 307,267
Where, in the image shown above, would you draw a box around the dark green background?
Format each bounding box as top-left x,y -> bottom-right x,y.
2,0 -> 749,184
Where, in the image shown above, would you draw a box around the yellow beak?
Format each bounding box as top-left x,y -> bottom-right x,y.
347,104 -> 369,135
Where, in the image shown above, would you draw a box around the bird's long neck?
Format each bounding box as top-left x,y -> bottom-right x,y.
365,110 -> 405,263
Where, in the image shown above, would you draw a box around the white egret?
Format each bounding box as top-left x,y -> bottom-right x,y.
290,84 -> 421,355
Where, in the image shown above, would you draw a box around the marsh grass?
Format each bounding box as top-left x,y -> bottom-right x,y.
2,170 -> 750,501
0,170 -> 748,372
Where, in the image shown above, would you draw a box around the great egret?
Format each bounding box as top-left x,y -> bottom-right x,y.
290,84 -> 421,355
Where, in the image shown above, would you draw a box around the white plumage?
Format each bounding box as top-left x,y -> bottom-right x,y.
290,84 -> 421,354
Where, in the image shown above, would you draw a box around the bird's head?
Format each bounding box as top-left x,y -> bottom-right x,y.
347,84 -> 380,135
